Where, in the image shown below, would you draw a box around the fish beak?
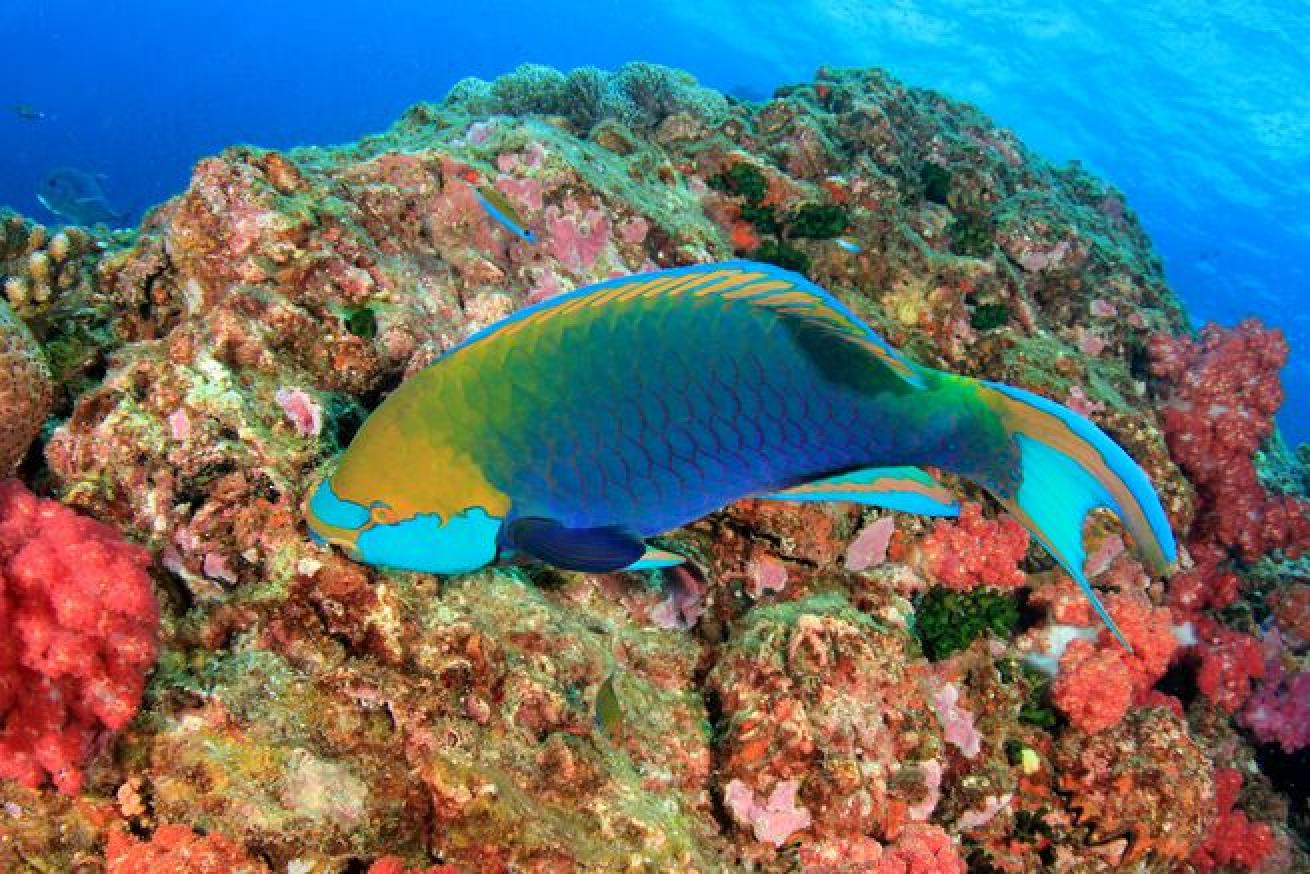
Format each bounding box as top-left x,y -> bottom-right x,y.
302,475 -> 369,558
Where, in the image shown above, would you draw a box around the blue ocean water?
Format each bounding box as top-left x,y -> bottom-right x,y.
4,1 -> 1307,444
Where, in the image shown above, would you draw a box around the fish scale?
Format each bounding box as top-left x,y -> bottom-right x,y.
482,282 -> 882,533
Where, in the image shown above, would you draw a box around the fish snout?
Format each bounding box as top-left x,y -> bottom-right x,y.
303,475 -> 370,556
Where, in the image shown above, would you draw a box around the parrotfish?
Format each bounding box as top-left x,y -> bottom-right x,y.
305,261 -> 1176,644
472,184 -> 537,243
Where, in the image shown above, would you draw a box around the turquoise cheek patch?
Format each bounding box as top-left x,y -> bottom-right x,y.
357,507 -> 502,574
309,479 -> 371,530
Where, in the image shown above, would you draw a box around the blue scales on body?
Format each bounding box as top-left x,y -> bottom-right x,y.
305,261 -> 1177,645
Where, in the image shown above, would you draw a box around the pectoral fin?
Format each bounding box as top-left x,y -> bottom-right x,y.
762,466 -> 960,516
505,517 -> 646,572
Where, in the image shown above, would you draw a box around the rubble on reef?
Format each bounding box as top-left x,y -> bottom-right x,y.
0,61 -> 1307,871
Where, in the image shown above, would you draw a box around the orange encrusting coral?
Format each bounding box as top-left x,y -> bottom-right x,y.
105,825 -> 271,874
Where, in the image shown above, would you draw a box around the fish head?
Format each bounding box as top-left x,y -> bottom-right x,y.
304,473 -> 502,574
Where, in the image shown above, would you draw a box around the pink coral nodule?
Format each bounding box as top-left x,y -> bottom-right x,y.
725,777 -> 812,847
0,479 -> 159,795
275,386 -> 324,438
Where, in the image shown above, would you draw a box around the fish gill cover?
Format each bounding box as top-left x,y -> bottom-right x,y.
0,56 -> 1308,874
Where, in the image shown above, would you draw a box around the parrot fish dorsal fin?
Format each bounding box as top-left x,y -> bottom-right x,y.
710,262 -> 925,388
762,466 -> 961,516
447,262 -> 924,390
505,517 -> 647,572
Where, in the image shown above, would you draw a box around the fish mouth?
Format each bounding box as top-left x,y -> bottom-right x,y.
302,476 -> 371,557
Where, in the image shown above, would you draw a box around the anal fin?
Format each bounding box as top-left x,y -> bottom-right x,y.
622,547 -> 686,572
762,466 -> 960,516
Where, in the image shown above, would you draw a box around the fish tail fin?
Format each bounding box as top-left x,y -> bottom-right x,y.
961,379 -> 1178,647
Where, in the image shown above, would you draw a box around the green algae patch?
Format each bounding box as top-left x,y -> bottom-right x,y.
970,301 -> 1011,331
788,202 -> 850,239
998,659 -> 1059,728
342,304 -> 378,339
920,162 -> 952,204
915,586 -> 1020,660
948,212 -> 996,257
712,161 -> 769,205
753,240 -> 811,273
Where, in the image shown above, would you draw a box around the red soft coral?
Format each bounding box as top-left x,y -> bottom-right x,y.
1193,619 -> 1265,714
874,823 -> 967,874
1101,594 -> 1179,694
1053,639 -> 1134,733
1151,322 -> 1310,569
0,479 -> 158,795
367,857 -> 459,874
106,824 -> 270,873
1189,768 -> 1276,872
917,502 -> 1028,590
1050,595 -> 1179,732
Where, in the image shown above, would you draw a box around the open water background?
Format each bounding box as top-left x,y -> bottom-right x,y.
4,0 -> 1306,443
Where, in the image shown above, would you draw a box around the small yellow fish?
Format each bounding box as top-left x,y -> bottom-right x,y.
594,671 -> 626,740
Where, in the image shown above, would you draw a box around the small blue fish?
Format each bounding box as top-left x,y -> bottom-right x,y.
835,237 -> 862,254
473,184 -> 538,244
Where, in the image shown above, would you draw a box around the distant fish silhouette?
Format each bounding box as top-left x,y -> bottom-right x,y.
37,168 -> 128,227
13,104 -> 47,121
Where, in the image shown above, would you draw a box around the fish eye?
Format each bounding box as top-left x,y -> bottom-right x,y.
369,503 -> 395,525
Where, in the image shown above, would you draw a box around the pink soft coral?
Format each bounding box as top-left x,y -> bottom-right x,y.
1052,640 -> 1133,733
1193,619 -> 1265,714
0,479 -> 158,794
1242,658 -> 1310,753
873,823 -> 966,874
1151,322 -> 1310,565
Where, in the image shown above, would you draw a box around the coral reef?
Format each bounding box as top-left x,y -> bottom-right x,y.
0,300 -> 52,473
0,62 -> 1307,871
